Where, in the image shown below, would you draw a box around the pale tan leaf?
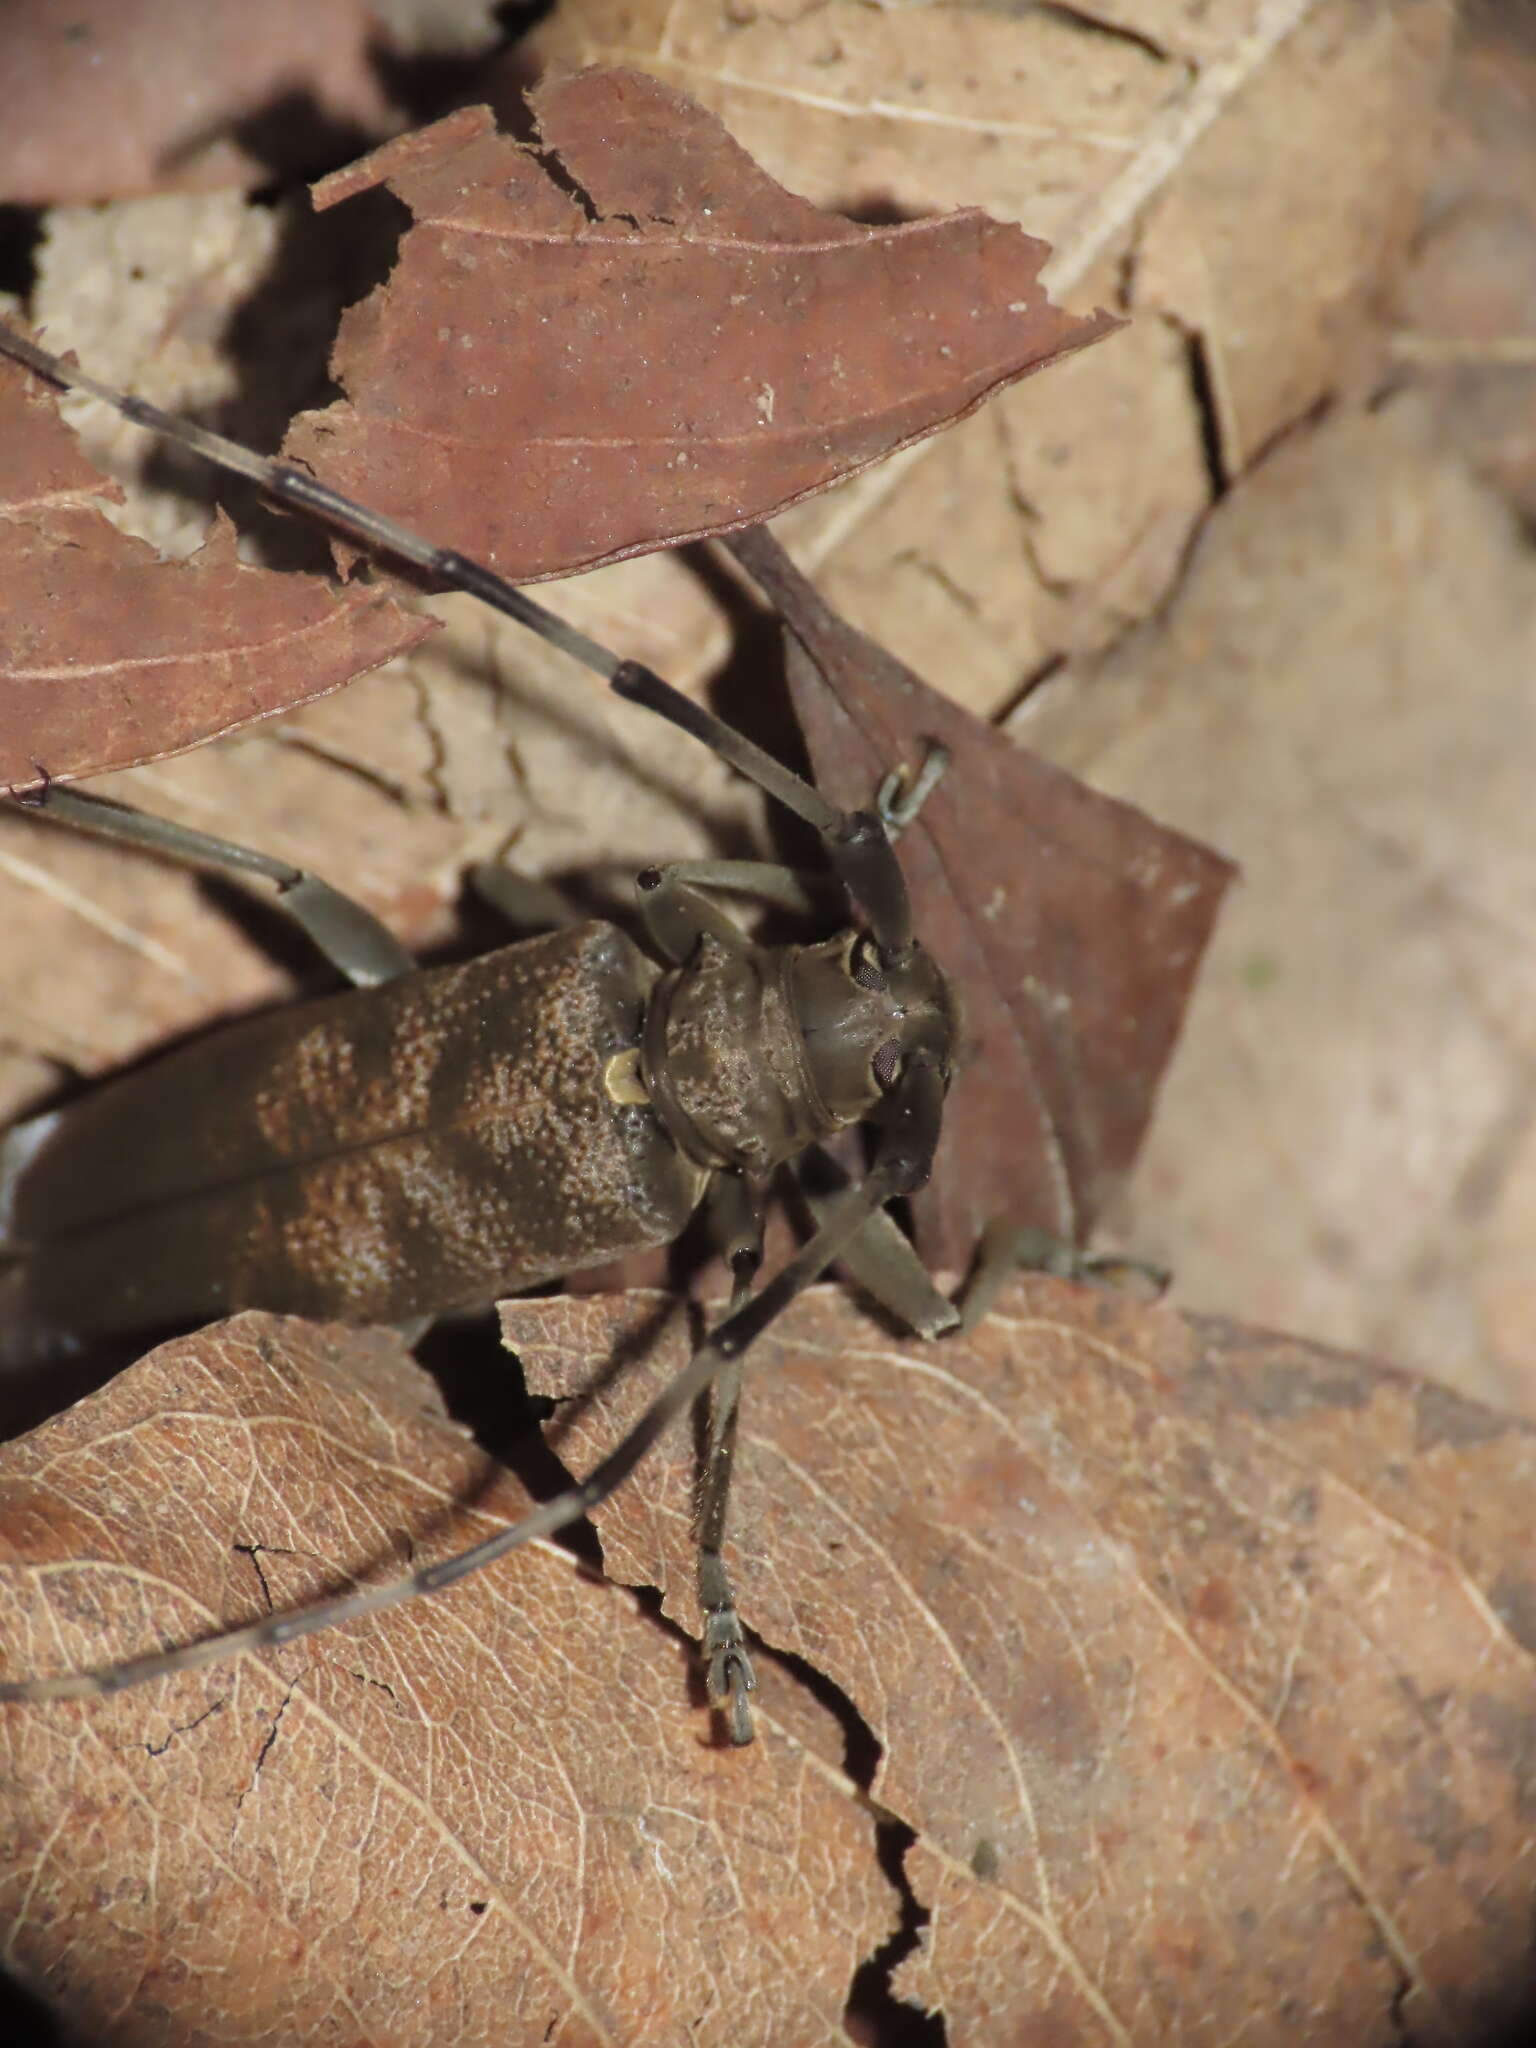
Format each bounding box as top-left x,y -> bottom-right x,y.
1012,392 -> 1536,1414
1390,3 -> 1536,522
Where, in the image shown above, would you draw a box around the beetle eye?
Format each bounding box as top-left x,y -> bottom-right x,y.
872,1038 -> 902,1089
850,937 -> 888,993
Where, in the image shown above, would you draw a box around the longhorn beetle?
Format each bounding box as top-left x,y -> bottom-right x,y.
0,322 -> 1093,1741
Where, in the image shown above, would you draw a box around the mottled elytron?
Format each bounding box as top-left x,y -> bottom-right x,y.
0,322 -> 984,1743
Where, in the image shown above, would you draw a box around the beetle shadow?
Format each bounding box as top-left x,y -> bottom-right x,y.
413,1289 -> 693,1566
0,1323 -> 165,1444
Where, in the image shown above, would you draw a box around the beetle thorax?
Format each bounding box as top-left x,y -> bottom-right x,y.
641,930 -> 931,1173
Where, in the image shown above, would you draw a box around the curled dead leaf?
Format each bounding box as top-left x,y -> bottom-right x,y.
727,526 -> 1234,1264
0,349 -> 434,792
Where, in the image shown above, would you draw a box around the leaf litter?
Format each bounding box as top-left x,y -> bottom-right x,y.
0,59 -> 1114,1156
4,1288 -> 1536,2044
0,1 -> 1449,1121
4,14 -> 1533,2044
1,66 -> 1113,786
0,69 -> 1219,1293
0,66 -> 1238,2041
529,0 -> 1454,711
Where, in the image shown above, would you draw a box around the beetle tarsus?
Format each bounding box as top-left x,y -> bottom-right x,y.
703,1611 -> 757,1747
876,741 -> 949,838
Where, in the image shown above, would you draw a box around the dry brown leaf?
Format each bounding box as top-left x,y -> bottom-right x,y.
526,0 -> 1455,711
0,1315 -> 891,2047
727,527 -> 1233,1263
2,69 -> 1111,786
5,1284 -> 1536,2043
1011,391 -> 1536,1415
0,0 -> 458,204
0,344 -> 436,793
507,1280 -> 1536,2045
283,71 -> 1116,582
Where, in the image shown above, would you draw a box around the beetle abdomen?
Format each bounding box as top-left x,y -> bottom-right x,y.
1,923 -> 706,1345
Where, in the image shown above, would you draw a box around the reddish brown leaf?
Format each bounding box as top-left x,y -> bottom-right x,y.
0,0 -> 400,204
727,525 -> 1234,1265
0,1315 -> 890,2046
284,71 -> 1118,581
509,1281 -> 1536,2047
0,350 -> 434,791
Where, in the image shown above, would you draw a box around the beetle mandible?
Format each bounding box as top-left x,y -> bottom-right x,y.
0,321 -> 1020,1743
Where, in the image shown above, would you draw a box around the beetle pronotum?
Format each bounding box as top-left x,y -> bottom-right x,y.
0,321 -> 1088,1740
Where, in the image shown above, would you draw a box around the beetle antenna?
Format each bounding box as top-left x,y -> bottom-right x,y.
0,1055 -> 944,1705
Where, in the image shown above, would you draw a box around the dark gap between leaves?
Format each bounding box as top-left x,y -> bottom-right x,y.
367,6 -> 539,137
1034,0 -> 1170,65
1471,1997 -> 1536,2048
575,1557 -> 948,2044
435,1255 -> 947,2048
845,1816 -> 946,2048
161,89 -> 376,193
0,206 -> 42,301
0,1963 -> 64,2048
415,1310 -> 605,1573
116,180 -> 414,576
1184,327 -> 1228,501
752,1647 -> 944,2042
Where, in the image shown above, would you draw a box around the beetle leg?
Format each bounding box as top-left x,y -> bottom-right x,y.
634,867 -> 753,964
697,1359 -> 754,1745
466,865 -> 585,934
955,1219 -> 1172,1332
794,1143 -> 960,1341
12,785 -> 415,988
634,858 -> 829,964
798,1155 -> 1169,1339
695,1171 -> 768,1745
647,859 -> 828,917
